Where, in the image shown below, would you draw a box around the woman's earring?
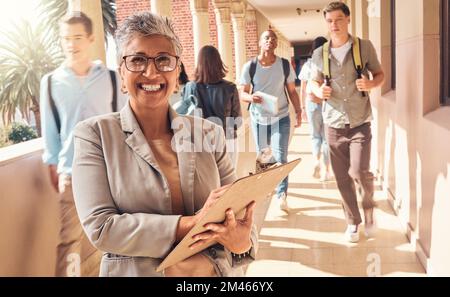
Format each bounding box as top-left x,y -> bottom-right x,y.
121,84 -> 128,94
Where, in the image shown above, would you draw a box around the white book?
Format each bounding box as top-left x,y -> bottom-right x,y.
253,91 -> 279,114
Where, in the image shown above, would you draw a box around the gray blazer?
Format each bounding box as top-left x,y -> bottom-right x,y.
72,102 -> 257,276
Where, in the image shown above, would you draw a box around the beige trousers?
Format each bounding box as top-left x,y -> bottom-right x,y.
55,174 -> 102,277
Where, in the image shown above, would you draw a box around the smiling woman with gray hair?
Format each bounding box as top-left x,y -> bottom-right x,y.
71,12 -> 257,277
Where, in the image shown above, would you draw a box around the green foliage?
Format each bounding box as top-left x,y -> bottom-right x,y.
0,19 -> 63,129
0,126 -> 10,148
7,122 -> 37,144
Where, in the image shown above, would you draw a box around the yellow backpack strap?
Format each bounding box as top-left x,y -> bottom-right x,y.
352,36 -> 363,74
322,41 -> 331,81
352,36 -> 367,97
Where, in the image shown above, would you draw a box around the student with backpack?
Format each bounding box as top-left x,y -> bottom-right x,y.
177,45 -> 242,167
39,12 -> 127,276
239,29 -> 302,211
309,2 -> 385,242
298,36 -> 332,182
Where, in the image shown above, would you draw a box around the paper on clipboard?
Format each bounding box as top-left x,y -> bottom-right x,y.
253,91 -> 279,114
156,158 -> 301,272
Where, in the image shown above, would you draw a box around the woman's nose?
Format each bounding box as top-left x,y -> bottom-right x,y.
142,59 -> 158,77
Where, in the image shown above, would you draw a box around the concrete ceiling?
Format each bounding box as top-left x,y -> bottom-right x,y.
246,0 -> 331,44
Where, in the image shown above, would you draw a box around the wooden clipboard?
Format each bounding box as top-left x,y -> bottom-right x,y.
156,158 -> 301,272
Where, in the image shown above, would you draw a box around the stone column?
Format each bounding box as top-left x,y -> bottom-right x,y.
190,0 -> 210,64
151,0 -> 172,18
231,0 -> 246,83
213,0 -> 234,81
69,0 -> 106,63
279,41 -> 283,57
355,0 -> 369,39
345,0 -> 357,35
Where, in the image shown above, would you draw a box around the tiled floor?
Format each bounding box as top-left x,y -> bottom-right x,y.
245,122 -> 426,277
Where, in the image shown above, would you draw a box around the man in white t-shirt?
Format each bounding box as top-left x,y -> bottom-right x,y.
239,29 -> 302,211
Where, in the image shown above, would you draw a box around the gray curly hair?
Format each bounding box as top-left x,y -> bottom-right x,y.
115,12 -> 183,62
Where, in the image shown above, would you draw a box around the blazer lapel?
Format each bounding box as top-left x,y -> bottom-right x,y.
120,103 -> 160,171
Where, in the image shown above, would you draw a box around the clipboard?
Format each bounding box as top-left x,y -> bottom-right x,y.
156,158 -> 301,272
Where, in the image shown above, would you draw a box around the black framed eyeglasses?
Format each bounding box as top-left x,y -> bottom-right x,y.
122,53 -> 179,73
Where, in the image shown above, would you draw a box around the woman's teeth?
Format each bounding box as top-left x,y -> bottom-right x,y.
140,84 -> 162,92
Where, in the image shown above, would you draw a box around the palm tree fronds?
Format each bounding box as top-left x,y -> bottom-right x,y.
0,19 -> 63,133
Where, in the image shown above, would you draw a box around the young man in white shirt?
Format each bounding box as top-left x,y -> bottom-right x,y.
40,12 -> 127,276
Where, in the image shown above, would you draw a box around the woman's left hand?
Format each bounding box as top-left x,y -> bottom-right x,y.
189,201 -> 256,254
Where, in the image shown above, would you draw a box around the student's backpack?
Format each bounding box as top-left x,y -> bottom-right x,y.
322,36 -> 366,97
247,57 -> 291,110
47,70 -> 118,134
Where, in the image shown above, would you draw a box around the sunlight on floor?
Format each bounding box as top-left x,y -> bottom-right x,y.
246,121 -> 426,277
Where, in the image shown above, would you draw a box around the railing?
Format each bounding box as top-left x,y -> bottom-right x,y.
0,138 -> 59,276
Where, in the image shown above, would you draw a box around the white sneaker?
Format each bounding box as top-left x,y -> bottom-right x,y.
364,209 -> 377,238
278,193 -> 289,211
364,222 -> 377,238
344,225 -> 360,243
312,164 -> 321,179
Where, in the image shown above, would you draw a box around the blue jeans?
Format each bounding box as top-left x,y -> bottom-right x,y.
251,116 -> 290,197
306,100 -> 330,167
